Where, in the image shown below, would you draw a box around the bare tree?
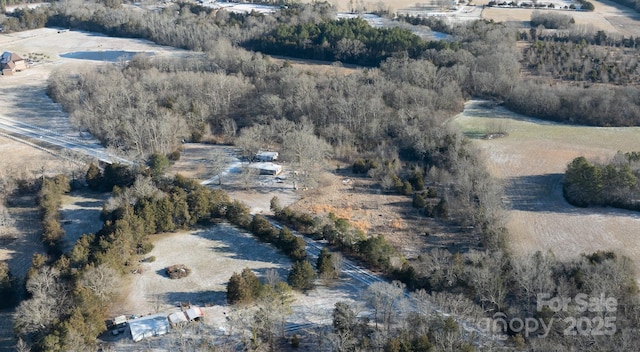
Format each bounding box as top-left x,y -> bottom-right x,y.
79,264 -> 120,300
465,250 -> 507,312
235,126 -> 265,161
0,205 -> 15,238
15,338 -> 30,352
15,266 -> 70,336
264,268 -> 281,287
210,148 -> 231,186
281,123 -> 331,189
363,281 -> 406,332
330,251 -> 343,278
239,165 -> 259,190
511,251 -> 556,310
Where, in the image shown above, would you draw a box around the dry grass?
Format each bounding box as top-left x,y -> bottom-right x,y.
290,171 -> 477,259
482,0 -> 640,36
454,100 -> 640,278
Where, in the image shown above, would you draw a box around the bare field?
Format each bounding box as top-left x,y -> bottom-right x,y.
106,223 -> 365,351
290,170 -> 481,259
454,100 -> 640,277
117,224 -> 293,316
482,0 -> 640,36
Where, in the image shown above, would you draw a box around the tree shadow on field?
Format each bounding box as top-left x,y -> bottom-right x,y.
503,173 -> 566,212
3,194 -> 46,281
72,199 -> 105,208
163,290 -> 227,307
504,173 -> 640,218
3,85 -> 68,126
192,224 -> 293,267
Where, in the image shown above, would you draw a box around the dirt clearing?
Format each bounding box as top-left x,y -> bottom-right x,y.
454,100 -> 640,278
170,143 -> 299,214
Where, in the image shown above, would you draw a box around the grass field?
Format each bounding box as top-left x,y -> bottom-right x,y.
454,100 -> 640,279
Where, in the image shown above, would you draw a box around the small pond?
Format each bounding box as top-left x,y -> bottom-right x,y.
59,50 -> 152,62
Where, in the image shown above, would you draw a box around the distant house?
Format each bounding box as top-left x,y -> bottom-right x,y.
128,314 -> 170,342
1,52 -> 28,76
250,162 -> 282,176
255,151 -> 279,162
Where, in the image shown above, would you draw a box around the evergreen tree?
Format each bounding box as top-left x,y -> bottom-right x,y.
226,272 -> 246,304
412,193 -> 426,208
241,267 -> 262,299
287,261 -> 315,291
333,301 -> 356,334
86,163 -> 103,190
227,268 -> 262,304
316,248 -> 337,280
148,153 -> 170,179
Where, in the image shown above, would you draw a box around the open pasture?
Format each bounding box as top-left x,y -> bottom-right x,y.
454,100 -> 640,278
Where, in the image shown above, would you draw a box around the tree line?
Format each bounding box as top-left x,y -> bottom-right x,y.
244,17 -> 456,66
523,39 -> 640,85
266,192 -> 640,350
607,0 -> 640,12
563,153 -> 640,209
6,0 -> 640,132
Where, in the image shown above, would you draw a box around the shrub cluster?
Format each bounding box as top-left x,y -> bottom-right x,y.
86,163 -> 135,192
530,11 -> 574,29
249,215 -> 307,261
352,159 -> 379,174
272,204 -> 401,273
165,264 -> 191,279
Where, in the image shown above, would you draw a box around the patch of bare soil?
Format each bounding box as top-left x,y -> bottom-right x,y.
289,169 -> 480,260
454,100 -> 640,278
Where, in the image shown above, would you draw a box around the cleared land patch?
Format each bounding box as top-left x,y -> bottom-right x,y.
453,100 -> 640,278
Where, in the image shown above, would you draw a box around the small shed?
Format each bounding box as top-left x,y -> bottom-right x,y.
168,306 -> 204,325
168,311 -> 189,325
185,306 -> 204,321
255,151 -> 279,162
128,314 -> 170,342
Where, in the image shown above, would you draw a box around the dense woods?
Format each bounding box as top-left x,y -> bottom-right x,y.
563,153 -> 640,209
524,40 -> 640,85
3,0 -> 640,350
245,18 -> 455,66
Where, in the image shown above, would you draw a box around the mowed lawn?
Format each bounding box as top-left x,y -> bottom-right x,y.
453,100 -> 640,279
